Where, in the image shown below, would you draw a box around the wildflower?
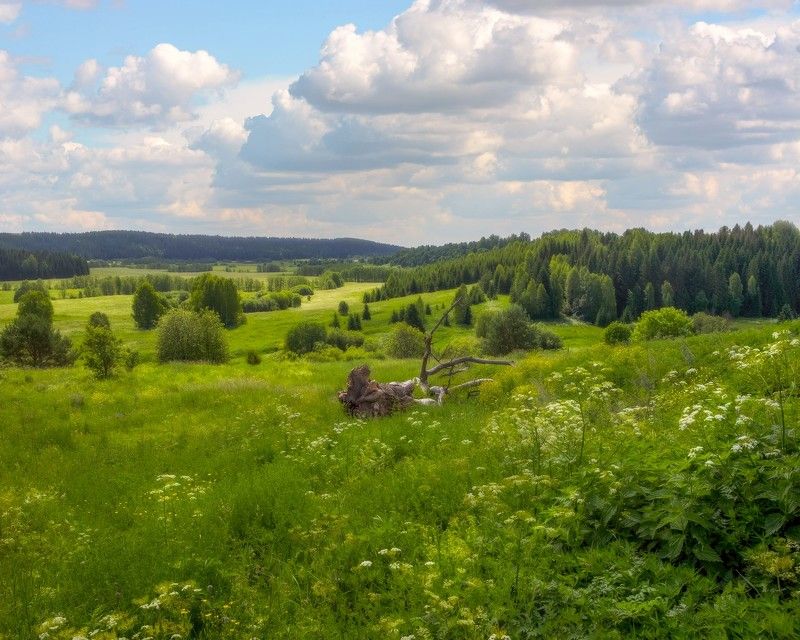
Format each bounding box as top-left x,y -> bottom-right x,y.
358,560 -> 373,568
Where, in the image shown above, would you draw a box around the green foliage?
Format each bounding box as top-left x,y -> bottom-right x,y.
347,313 -> 362,331
246,350 -> 262,365
319,271 -> 345,289
132,281 -> 167,329
604,320 -> 632,345
189,273 -> 244,328
633,307 -> 693,341
291,284 -> 314,297
362,303 -> 371,320
156,309 -> 229,363
777,304 -> 796,322
385,322 -> 426,358
453,284 -> 472,326
285,321 -> 327,355
83,325 -> 122,379
87,311 -> 111,329
13,279 -> 48,303
692,312 -> 731,334
242,291 -> 301,313
476,305 -> 537,355
325,328 -> 365,351
337,300 -> 349,316
0,291 -> 73,367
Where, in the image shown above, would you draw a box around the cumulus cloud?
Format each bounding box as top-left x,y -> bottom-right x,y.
0,51 -> 61,138
0,2 -> 21,23
64,43 -> 239,127
632,20 -> 800,149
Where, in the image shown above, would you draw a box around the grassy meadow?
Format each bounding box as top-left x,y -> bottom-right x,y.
1,280 -> 799,639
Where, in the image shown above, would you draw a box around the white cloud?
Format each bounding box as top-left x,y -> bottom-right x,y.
632,20 -> 800,149
0,2 -> 21,23
64,43 -> 239,128
0,50 -> 61,138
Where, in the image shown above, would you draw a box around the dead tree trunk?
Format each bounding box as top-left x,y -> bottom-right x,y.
338,297 -> 512,417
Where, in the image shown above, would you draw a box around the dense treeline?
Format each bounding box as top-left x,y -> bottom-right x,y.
0,246 -> 89,280
364,222 -> 800,323
374,234 -> 525,267
0,231 -> 401,261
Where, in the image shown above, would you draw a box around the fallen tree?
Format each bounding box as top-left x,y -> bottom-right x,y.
338,298 -> 513,418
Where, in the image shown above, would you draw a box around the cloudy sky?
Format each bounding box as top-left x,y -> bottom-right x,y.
0,0 -> 798,244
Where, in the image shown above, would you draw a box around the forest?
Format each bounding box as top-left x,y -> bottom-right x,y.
366,222 -> 800,323
0,246 -> 89,281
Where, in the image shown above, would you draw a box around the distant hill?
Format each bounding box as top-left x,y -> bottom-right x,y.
0,231 -> 403,262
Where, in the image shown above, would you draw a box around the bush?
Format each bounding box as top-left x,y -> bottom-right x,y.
338,301 -> 349,316
347,313 -> 362,330
123,348 -> 140,371
533,325 -> 563,350
156,309 -> 229,363
189,273 -> 244,328
291,284 -> 314,297
0,290 -> 74,367
132,281 -> 167,329
285,321 -> 327,355
246,350 -> 262,365
83,325 -> 121,379
477,305 -> 537,355
87,311 -> 111,329
604,321 -> 632,345
777,304 -> 796,322
385,323 -> 426,358
13,280 -> 47,303
692,312 -> 731,334
326,329 -> 365,351
633,307 -> 692,341
319,271 -> 344,289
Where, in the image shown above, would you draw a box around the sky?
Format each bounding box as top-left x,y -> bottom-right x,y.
0,0 -> 798,244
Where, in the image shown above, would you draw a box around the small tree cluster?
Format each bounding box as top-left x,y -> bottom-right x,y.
83,312 -> 122,379
385,323 -> 426,358
633,307 -> 692,341
285,321 -> 327,355
132,281 -> 168,329
0,291 -> 73,367
190,273 -> 244,328
156,309 -> 229,363
476,305 -> 562,355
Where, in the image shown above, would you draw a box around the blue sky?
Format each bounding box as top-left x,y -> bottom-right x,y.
0,0 -> 798,243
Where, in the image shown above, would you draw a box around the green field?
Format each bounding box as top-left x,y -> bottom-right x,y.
1,285 -> 798,639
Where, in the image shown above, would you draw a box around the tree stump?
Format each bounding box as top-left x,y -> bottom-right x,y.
338,364 -> 416,418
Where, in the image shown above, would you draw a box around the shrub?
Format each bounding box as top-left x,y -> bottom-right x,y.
0,290 -> 74,367
604,321 -> 632,345
692,312 -> 731,334
156,309 -> 229,363
291,284 -> 314,297
189,273 -> 244,328
777,304 -> 796,322
385,323 -> 426,358
633,307 -> 692,341
362,303 -> 371,320
123,348 -> 140,371
246,350 -> 262,365
533,325 -> 563,350
83,325 -> 121,379
319,271 -> 344,289
338,301 -> 349,316
347,313 -> 362,330
87,311 -> 111,329
132,281 -> 167,329
13,280 -> 47,303
326,329 -> 365,351
285,321 -> 327,355
477,305 -> 537,355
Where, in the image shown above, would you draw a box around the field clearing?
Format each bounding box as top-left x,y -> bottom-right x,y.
1,281 -> 798,638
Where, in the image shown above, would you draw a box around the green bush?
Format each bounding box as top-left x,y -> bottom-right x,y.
692,312 -> 730,334
189,273 -> 244,328
385,323 -> 426,358
83,325 -> 121,379
246,350 -> 262,365
533,324 -> 563,350
285,321 -> 327,355
0,291 -> 73,367
633,307 -> 692,341
13,280 -> 47,303
87,311 -> 111,329
337,301 -> 349,316
156,309 -> 229,363
291,284 -> 314,297
476,305 -> 536,355
132,281 -> 167,329
604,321 -> 632,345
326,329 -> 365,351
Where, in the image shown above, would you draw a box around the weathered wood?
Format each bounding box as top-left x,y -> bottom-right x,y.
338,300 -> 513,417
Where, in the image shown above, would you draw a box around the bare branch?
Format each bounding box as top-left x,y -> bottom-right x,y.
427,356 -> 513,377
447,378 -> 494,393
